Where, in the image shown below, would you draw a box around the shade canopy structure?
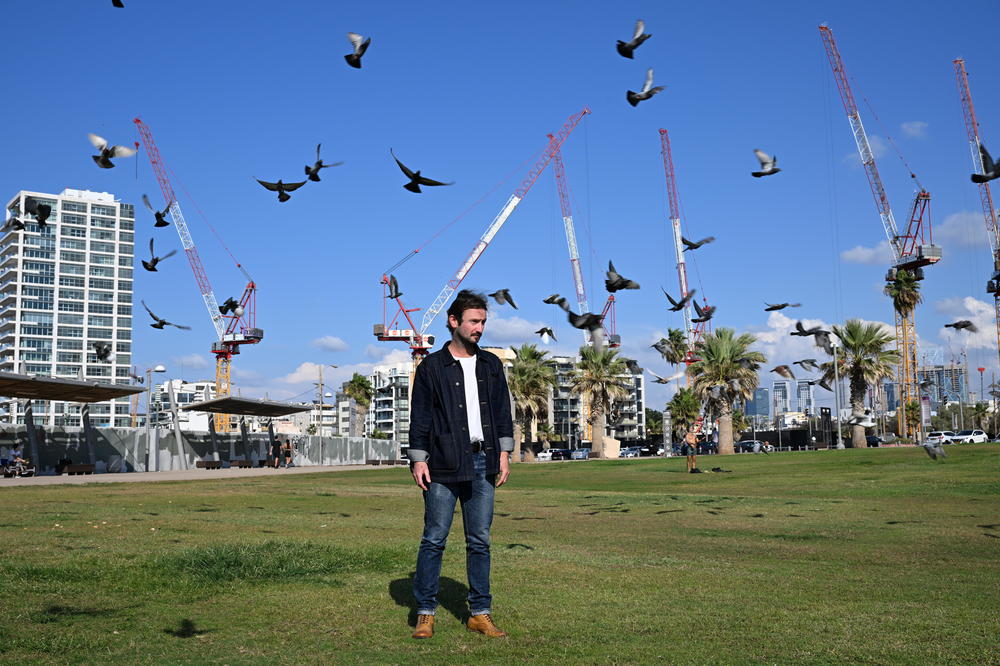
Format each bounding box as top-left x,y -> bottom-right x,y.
181,396 -> 310,418
0,372 -> 145,403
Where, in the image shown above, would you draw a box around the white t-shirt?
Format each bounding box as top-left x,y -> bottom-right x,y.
457,356 -> 484,443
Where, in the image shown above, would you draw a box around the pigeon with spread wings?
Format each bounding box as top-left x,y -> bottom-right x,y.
616,19 -> 651,58
304,144 -> 343,182
88,133 -> 136,169
344,32 -> 371,69
391,149 -> 454,193
751,149 -> 781,177
256,178 -> 307,202
141,238 -> 177,272
626,68 -> 665,107
141,301 -> 191,330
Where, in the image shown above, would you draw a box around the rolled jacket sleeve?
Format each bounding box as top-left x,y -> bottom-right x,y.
407,361 -> 432,462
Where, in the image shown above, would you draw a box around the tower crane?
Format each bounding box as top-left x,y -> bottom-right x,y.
953,58 -> 1000,371
819,24 -> 942,438
659,128 -> 710,363
133,117 -> 263,432
375,107 -> 591,359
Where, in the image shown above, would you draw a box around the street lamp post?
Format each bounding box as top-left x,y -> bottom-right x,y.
144,364 -> 166,471
833,344 -> 845,449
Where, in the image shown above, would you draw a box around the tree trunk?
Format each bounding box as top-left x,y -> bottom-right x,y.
513,422 -> 522,463
593,411 -> 606,459
523,416 -> 536,462
851,397 -> 867,448
718,410 -> 734,455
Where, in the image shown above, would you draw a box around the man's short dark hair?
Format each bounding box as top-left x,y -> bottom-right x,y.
446,290 -> 488,332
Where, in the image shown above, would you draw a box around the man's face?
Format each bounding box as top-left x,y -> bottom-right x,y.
450,308 -> 487,346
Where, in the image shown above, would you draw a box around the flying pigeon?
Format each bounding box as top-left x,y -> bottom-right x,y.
535,327 -> 556,343
141,238 -> 177,272
605,261 -> 640,292
624,359 -> 642,374
93,342 -> 112,362
387,274 -> 402,299
543,294 -> 571,312
23,198 -> 51,228
391,149 -> 454,193
616,19 -> 651,59
88,133 -> 136,169
818,377 -> 833,392
651,338 -> 672,359
3,205 -> 25,232
847,410 -> 875,428
791,321 -> 827,337
764,302 -> 800,311
626,68 -> 665,107
304,143 -> 343,182
488,289 -> 518,309
219,297 -> 242,316
662,287 -> 696,312
793,359 -> 820,372
256,178 -> 307,202
112,0 -> 124,6
813,331 -> 834,355
751,149 -> 781,177
142,194 -> 171,227
647,370 -> 678,384
971,143 -> 999,184
141,300 -> 191,330
771,365 -> 795,379
682,236 -> 715,252
567,310 -> 603,332
692,300 -> 715,323
944,320 -> 978,333
344,32 -> 371,69
921,442 -> 947,460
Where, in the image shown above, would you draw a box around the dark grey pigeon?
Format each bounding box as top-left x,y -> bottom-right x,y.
624,359 -> 642,374
944,320 -> 978,333
771,365 -> 795,380
651,338 -> 671,359
847,410 -> 875,428
344,32 -> 371,69
662,287 -> 696,312
112,0 -> 124,6
818,377 -> 833,392
304,144 -> 343,182
219,297 -> 241,316
142,194 -> 172,227
535,327 -> 556,343
93,342 -> 112,362
793,359 -> 819,372
4,205 -> 25,232
921,442 -> 947,460
567,310 -> 603,332
141,238 -> 177,272
391,149 -> 454,193
489,289 -> 518,309
791,321 -> 825,337
256,178 -> 307,202
88,133 -> 136,169
972,143 -> 999,183
682,236 -> 715,251
616,19 -> 651,59
605,261 -> 640,292
813,331 -> 834,355
626,68 -> 665,107
764,302 -> 800,311
387,274 -> 402,300
751,149 -> 781,177
23,198 -> 51,228
543,294 -> 571,312
692,300 -> 715,323
141,300 -> 191,330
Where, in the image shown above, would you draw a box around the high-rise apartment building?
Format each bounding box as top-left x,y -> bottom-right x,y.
772,380 -> 791,415
1,189 -> 135,427
917,364 -> 968,405
796,380 -> 814,414
368,359 -> 412,443
744,387 -> 769,418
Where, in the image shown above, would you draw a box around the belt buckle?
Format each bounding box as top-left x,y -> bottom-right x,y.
471,441 -> 484,453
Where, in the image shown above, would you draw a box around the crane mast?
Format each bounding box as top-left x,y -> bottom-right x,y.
954,58 -> 1000,372
819,25 -> 941,439
549,137 -> 589,316
659,129 -> 697,351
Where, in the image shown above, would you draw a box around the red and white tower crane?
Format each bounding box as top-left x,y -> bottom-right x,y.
133,117 -> 263,432
819,24 -> 941,438
954,58 -> 1000,370
375,107 -> 591,359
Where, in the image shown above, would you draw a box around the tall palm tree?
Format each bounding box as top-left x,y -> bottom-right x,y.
971,402 -> 989,430
508,344 -> 556,462
884,269 -> 923,317
343,373 -> 373,437
569,345 -> 628,458
817,320 -> 899,448
667,387 -> 700,442
730,410 -> 750,440
688,328 -> 766,454
536,422 -> 559,450
662,327 -> 689,366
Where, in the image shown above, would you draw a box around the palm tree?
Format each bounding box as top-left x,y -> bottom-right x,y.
817,320 -> 899,448
688,328 -> 766,455
508,344 -> 556,462
536,422 -> 559,450
971,402 -> 989,430
730,410 -> 750,441
662,327 -> 689,366
569,345 -> 628,458
884,269 -> 923,317
667,387 -> 700,443
343,373 -> 373,437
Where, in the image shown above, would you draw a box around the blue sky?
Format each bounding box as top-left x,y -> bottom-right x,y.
4,0 -> 1000,409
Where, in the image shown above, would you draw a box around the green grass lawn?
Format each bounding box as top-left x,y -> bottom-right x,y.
1,445 -> 998,664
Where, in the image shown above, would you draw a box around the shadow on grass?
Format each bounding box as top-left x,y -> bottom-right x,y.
164,618 -> 209,638
389,572 -> 468,626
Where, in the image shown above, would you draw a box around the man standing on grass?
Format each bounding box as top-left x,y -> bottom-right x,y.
407,290 -> 514,640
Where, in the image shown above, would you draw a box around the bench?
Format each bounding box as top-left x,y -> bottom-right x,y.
366,459 -> 381,466
195,460 -> 223,470
229,459 -> 253,469
65,464 -> 95,475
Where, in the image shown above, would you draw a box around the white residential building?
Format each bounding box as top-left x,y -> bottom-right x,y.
150,379 -> 217,430
1,189 -> 135,427
369,358 -> 412,443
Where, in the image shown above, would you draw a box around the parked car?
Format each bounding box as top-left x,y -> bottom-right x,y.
549,448 -> 572,461
950,429 -> 988,444
865,435 -> 883,448
735,440 -> 763,453
619,447 -> 640,458
637,444 -> 659,457
535,450 -> 553,461
570,448 -> 591,460
924,431 -> 955,446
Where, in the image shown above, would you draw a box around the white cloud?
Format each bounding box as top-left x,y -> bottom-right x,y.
935,296 -> 997,351
934,211 -> 986,248
482,314 -> 547,346
280,362 -> 323,384
901,121 -> 928,139
841,240 -> 893,265
171,353 -> 210,370
311,335 -> 349,352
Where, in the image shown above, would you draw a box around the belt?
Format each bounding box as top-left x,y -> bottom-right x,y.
470,441 -> 490,453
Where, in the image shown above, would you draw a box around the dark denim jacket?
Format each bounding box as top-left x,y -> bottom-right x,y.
407,344 -> 515,483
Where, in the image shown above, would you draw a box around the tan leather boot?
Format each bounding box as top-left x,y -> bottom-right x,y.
411,614 -> 434,639
467,613 -> 508,638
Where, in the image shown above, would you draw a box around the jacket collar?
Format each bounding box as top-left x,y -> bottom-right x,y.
441,341 -> 482,366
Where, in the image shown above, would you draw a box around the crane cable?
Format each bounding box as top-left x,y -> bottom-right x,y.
855,81 -> 924,190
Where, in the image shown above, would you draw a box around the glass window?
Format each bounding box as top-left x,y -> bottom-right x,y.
89,254 -> 115,265
117,292 -> 131,303
22,286 -> 53,298
21,351 -> 52,362
116,305 -> 131,315
88,303 -> 114,314
59,289 -> 84,300
23,274 -> 54,285
119,280 -> 132,292
118,255 -> 131,267
86,366 -> 111,377
61,263 -> 85,275
57,326 -> 83,338
58,301 -> 84,312
90,229 -> 115,241
62,226 -> 86,238
57,339 -> 83,350
89,278 -> 114,290
91,241 -> 115,253
91,205 -> 116,217
22,312 -> 53,324
60,213 -> 86,225
26,249 -> 54,259
20,325 -> 52,335
89,266 -> 114,277
90,217 -> 116,229
115,342 -> 131,353
61,201 -> 87,212
88,328 -> 113,339
58,276 -> 85,287
59,239 -> 86,250
118,268 -> 133,279
88,315 -> 113,327
119,203 -> 134,219
22,300 -> 53,310
89,290 -> 114,302
57,352 -> 81,363
116,317 -> 131,329
25,363 -> 51,374
116,355 -> 131,367
56,365 -> 81,376
119,219 -> 134,231
116,329 -> 131,340
57,313 -> 84,325
119,243 -> 133,256
60,251 -> 84,262
23,261 -> 54,273
118,232 -> 134,243
20,338 -> 53,349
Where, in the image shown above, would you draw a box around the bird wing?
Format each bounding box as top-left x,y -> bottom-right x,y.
87,133 -> 107,150
110,144 -> 136,158
505,291 -> 518,309
662,288 -> 679,307
390,149 -> 417,179
160,249 -> 177,260
646,370 -> 665,382
754,149 -> 773,169
641,68 -> 655,93
316,143 -> 322,161
148,237 -> 155,256
142,194 -> 155,211
981,143 -> 995,172
632,19 -> 645,41
141,300 -> 159,321
347,32 -> 365,52
692,300 -> 705,317
256,179 -> 280,191
169,323 -> 192,330
415,175 -> 454,187
281,181 -> 308,191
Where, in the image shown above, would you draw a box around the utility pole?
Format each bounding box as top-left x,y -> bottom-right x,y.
316,365 -> 325,437
833,345 -> 845,449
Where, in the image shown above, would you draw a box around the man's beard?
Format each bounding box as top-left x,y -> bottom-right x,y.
456,329 -> 481,347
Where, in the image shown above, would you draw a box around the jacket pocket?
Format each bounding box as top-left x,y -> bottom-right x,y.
429,433 -> 460,474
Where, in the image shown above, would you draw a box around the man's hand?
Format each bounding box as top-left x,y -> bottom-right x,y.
411,461 -> 431,490
496,452 -> 510,487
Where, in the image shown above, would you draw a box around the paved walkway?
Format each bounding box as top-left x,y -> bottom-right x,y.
0,463 -> 401,487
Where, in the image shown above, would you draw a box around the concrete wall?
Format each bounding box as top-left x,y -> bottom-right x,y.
0,426 -> 400,475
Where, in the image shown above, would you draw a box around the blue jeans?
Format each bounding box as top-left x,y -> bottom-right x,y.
414,451 -> 495,616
